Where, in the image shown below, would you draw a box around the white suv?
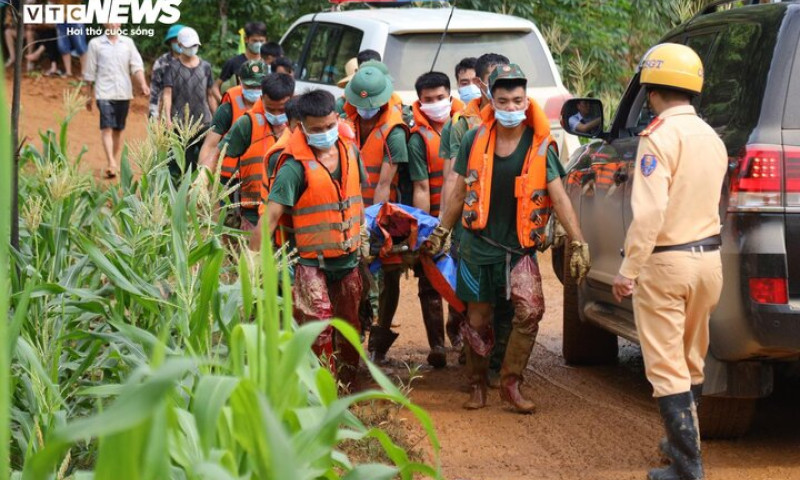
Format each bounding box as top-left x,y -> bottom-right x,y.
279,6 -> 579,161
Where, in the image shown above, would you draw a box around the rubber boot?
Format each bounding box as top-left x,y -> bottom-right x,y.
446,305 -> 464,349
498,329 -> 536,414
368,325 -> 398,364
336,332 -> 361,392
648,392 -> 704,480
419,282 -> 446,369
660,384 -> 703,460
461,322 -> 493,410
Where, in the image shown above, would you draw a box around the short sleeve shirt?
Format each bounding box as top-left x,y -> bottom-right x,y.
219,54 -> 247,83
83,35 -> 144,100
163,59 -> 215,126
408,132 -> 431,182
210,102 -> 235,135
219,114 -> 253,158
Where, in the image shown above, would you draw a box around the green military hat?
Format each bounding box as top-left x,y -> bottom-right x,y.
345,62 -> 393,109
238,60 -> 268,88
488,63 -> 527,91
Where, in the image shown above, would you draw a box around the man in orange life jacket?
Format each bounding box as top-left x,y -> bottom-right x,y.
425,64 -> 591,413
397,71 -> 465,368
250,89 -> 368,388
441,53 -> 512,380
342,62 -> 410,363
209,73 -> 294,230
197,60 -> 267,191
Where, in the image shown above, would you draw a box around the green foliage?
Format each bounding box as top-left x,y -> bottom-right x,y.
1,48 -> 12,480
7,90 -> 441,478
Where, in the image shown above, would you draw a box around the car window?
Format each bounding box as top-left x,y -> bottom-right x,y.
281,23 -> 312,70
685,31 -> 718,62
300,23 -> 364,85
383,31 -> 556,91
783,32 -> 800,129
698,23 -> 763,130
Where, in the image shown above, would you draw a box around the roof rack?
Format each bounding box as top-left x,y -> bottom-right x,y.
699,0 -> 787,15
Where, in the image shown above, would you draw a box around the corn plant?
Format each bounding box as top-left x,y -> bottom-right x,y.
6,89 -> 441,478
2,59 -> 14,480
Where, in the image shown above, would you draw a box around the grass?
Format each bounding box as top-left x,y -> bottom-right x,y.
3,87 -> 441,479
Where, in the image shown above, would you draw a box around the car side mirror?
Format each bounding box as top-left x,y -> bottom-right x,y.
561,98 -> 604,139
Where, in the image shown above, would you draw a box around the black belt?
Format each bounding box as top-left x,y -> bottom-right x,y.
653,235 -> 721,254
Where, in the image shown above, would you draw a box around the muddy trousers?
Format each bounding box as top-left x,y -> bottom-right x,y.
375,266 -> 445,357
293,264 -> 363,386
633,250 -> 723,398
461,256 -> 545,411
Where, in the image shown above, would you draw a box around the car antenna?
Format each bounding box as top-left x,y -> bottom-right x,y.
430,0 -> 457,72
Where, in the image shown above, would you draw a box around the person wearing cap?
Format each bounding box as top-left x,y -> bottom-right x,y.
250,89 -> 368,389
213,73 -> 295,229
148,24 -> 184,119
82,23 -> 149,179
612,44 -> 726,480
197,59 -> 267,193
342,61 -> 409,363
163,27 -> 217,174
334,57 -> 359,117
424,64 -> 590,413
440,53 -> 512,379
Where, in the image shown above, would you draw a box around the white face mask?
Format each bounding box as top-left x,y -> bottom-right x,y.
182,45 -> 199,57
419,98 -> 452,123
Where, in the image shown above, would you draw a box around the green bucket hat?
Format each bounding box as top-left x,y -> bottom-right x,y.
345,63 -> 393,109
488,63 -> 527,91
238,60 -> 268,88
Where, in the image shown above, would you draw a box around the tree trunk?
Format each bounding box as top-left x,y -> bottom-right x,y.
219,0 -> 228,41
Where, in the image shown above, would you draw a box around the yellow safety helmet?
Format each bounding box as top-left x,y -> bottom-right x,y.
639,43 -> 704,95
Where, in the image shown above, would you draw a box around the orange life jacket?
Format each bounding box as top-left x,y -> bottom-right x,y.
410,98 -> 464,217
239,104 -> 280,216
219,86 -> 262,182
344,95 -> 408,206
462,99 -> 557,250
275,128 -> 363,261
451,97 -> 486,132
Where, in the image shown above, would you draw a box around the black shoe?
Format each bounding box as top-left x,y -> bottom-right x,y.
649,392 -> 704,480
367,325 -> 398,364
659,384 -> 703,460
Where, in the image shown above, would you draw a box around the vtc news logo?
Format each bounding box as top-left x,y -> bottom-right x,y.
23,0 -> 182,25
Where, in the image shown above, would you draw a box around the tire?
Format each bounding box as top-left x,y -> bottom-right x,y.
552,244 -> 565,285
698,396 -> 756,439
562,242 -> 618,365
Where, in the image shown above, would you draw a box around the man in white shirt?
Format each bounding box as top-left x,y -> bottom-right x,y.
568,99 -> 602,135
83,23 -> 150,179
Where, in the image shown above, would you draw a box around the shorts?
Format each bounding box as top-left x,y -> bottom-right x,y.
56,24 -> 88,56
97,100 -> 130,130
456,254 -> 532,304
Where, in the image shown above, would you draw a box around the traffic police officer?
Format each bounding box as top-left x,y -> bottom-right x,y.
612,43 -> 727,480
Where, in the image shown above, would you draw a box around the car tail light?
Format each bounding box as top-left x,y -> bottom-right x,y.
729,145 -> 783,210
785,147 -> 800,206
544,92 -> 572,124
749,278 -> 788,304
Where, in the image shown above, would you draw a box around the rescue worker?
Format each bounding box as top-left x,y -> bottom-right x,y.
612,44 -> 726,480
197,60 -> 267,191
342,62 -> 410,363
441,53 -> 511,380
425,64 -> 591,413
250,89 -> 367,388
405,71 -> 465,367
215,73 -> 294,229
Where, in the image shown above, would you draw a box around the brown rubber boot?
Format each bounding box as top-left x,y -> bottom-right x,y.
461,322 -> 494,410
419,281 -> 446,368
499,329 -> 537,414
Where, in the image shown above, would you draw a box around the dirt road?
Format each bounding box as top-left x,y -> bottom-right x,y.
389,251 -> 800,480
9,73 -> 800,480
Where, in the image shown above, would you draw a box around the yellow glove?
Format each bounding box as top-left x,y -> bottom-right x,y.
570,240 -> 591,284
359,223 -> 372,262
423,225 -> 451,256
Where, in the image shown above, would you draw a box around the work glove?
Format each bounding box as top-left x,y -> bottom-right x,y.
359,223 -> 372,263
423,225 -> 451,257
570,240 -> 591,284
401,251 -> 419,269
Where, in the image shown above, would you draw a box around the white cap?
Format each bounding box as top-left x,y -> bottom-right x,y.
177,27 -> 201,47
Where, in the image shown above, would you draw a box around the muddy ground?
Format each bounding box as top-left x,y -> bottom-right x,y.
9,73 -> 800,480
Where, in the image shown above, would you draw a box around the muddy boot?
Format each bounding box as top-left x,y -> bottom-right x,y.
498,330 -> 536,414
336,332 -> 361,392
419,285 -> 446,369
312,326 -> 336,373
461,322 -> 493,410
649,392 -> 704,480
446,305 -> 464,349
659,384 -> 703,461
488,370 -> 501,389
368,325 -> 398,364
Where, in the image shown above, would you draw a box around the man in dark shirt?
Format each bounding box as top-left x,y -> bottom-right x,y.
212,21 -> 267,101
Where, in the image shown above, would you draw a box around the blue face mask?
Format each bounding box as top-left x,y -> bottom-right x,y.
458,84 -> 481,102
266,112 -> 287,126
357,107 -> 380,120
248,41 -> 263,55
242,89 -> 261,104
494,107 -> 526,128
171,43 -> 182,55
304,125 -> 339,150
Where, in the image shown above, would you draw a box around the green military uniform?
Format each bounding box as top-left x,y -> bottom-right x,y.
269,153 -> 368,280
210,102 -> 235,135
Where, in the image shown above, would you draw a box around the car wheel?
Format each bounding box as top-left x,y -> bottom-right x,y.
698,396 -> 756,439
562,241 -> 618,365
552,243 -> 565,285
